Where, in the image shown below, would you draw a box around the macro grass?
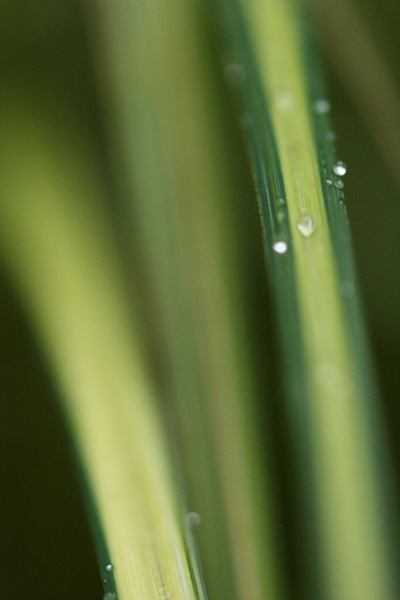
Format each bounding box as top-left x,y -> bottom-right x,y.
88,1 -> 283,598
0,0 -> 399,599
0,102 -> 204,600
215,0 -> 400,598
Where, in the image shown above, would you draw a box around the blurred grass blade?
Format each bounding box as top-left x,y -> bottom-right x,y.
87,1 -> 284,599
303,0 -> 400,191
214,0 -> 400,598
0,99 -> 205,600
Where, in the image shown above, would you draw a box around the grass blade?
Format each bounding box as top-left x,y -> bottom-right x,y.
0,98 -> 204,600
214,0 -> 400,597
304,0 -> 400,191
87,1 -> 284,598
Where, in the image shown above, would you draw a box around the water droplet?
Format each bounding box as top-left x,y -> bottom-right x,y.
297,215 -> 315,238
333,161 -> 347,176
275,90 -> 294,111
186,512 -> 201,527
104,594 -> 117,600
326,178 -> 332,187
224,63 -> 246,87
159,587 -> 172,599
272,241 -> 288,254
277,197 -> 285,206
277,208 -> 285,223
105,564 -> 114,572
314,99 -> 330,114
326,130 -> 336,142
334,180 -> 344,190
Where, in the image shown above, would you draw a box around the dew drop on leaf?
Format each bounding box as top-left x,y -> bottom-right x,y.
333,161 -> 347,176
272,241 -> 288,254
186,512 -> 201,527
314,99 -> 330,114
297,215 -> 315,238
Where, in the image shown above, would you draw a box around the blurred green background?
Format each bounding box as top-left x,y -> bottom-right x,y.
0,0 -> 399,597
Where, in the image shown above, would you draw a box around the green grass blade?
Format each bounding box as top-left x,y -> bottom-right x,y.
304,0 -> 400,192
214,0 -> 400,598
0,98 -> 205,600
88,1 -> 284,598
